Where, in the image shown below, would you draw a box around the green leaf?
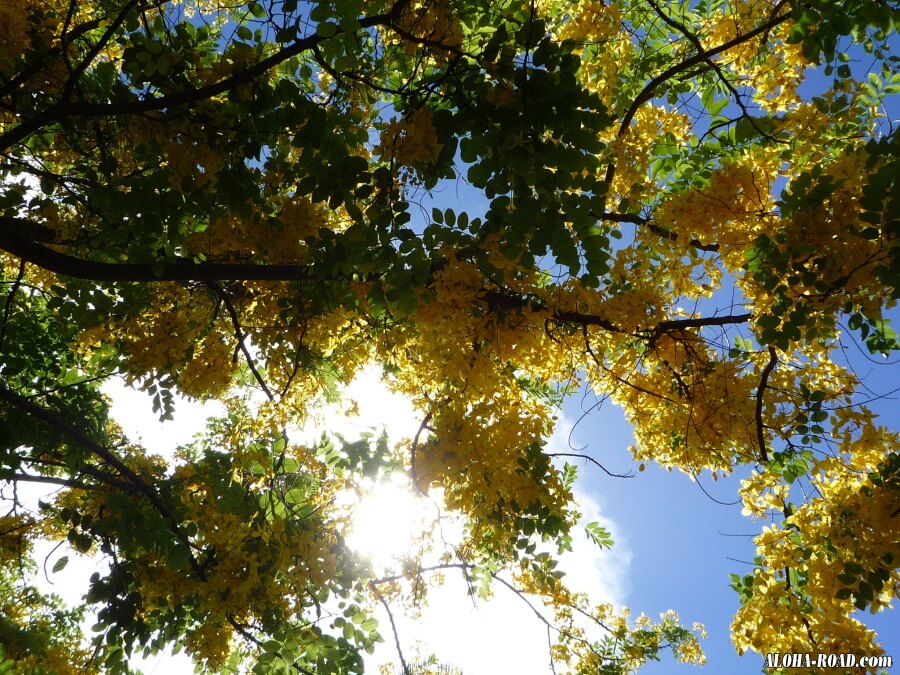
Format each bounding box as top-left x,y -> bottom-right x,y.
316,22 -> 339,38
52,555 -> 69,573
585,522 -> 614,549
247,1 -> 266,18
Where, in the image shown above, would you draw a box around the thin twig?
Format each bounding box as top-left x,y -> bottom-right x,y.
547,453 -> 634,479
374,586 -> 411,675
410,409 -> 434,495
205,281 -> 274,401
601,9 -> 791,212
645,0 -> 787,144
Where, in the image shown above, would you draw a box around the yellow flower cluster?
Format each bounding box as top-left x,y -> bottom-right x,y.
614,351 -> 759,475
184,619 -> 233,671
183,194 -> 326,264
738,469 -> 790,519
555,0 -> 622,44
733,146 -> 895,348
0,0 -> 117,104
0,1 -> 37,77
395,0 -> 463,53
51,429 -> 345,671
549,598 -> 706,673
376,107 -> 444,168
733,422 -> 899,667
162,135 -> 227,190
605,105 -> 691,203
700,0 -> 779,62
375,251 -> 580,557
0,513 -> 34,564
656,154 -> 779,268
485,81 -> 517,109
76,282 -> 234,398
700,2 -> 808,112
77,207 -> 361,403
550,1 -> 627,105
731,567 -> 882,662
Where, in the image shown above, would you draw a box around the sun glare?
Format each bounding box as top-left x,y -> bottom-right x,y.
346,476 -> 437,573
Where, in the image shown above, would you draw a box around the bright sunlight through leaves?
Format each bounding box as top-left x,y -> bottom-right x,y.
346,477 -> 439,575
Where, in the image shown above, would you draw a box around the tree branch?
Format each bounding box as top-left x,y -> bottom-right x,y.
5,472 -> 90,491
482,288 -> 751,334
755,346 -> 778,463
410,409 -> 434,495
652,313 -> 753,333
0,258 -> 25,352
0,217 -> 319,281
23,455 -> 137,493
546,453 -> 634,479
0,382 -> 207,580
645,0 -> 787,145
374,586 -> 411,675
616,10 -> 791,140
601,8 -> 791,210
205,281 -> 274,401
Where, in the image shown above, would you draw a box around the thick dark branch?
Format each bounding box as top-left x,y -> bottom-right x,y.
617,10 -> 791,139
24,455 -> 137,493
2,215 -> 751,340
481,289 -> 618,331
595,212 -> 720,252
755,346 -> 778,463
0,258 -> 25,352
5,472 -> 89,491
599,212 -> 647,225
483,288 -> 751,334
0,217 -> 318,281
0,383 -> 207,581
645,221 -> 720,252
652,313 -> 753,333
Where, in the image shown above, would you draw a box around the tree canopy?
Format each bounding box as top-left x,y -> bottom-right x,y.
0,0 -> 898,672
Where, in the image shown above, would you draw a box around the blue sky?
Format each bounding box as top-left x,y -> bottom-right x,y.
553,30 -> 900,674
559,310 -> 900,674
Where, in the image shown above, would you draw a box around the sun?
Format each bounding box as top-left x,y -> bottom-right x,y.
346,475 -> 439,574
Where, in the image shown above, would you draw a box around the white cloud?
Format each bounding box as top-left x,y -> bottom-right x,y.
546,410 -> 632,606
560,492 -> 631,607
296,363 -> 420,446
101,377 -> 225,462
